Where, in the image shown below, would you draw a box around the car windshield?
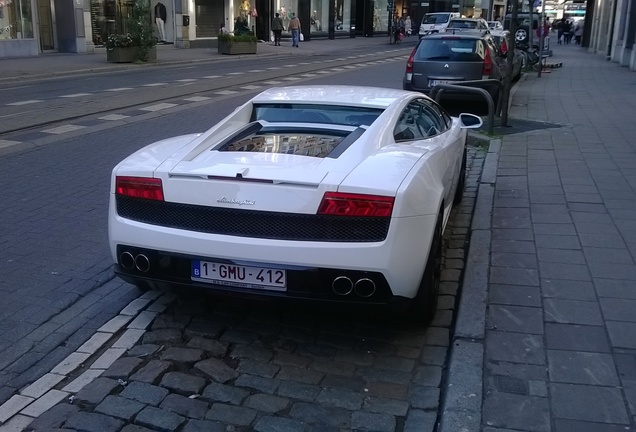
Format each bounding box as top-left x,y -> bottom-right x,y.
415,38 -> 481,61
423,14 -> 450,24
252,103 -> 383,127
448,20 -> 478,29
217,127 -> 347,158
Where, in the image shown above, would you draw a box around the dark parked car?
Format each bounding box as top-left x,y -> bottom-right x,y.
403,32 -> 507,100
503,13 -> 540,44
490,29 -> 522,80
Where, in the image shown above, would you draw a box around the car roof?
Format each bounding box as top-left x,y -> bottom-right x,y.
449,18 -> 484,23
424,32 -> 485,40
251,86 -> 411,109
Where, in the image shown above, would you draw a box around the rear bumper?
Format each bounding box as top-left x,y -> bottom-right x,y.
108,195 -> 438,300
114,245 -> 398,305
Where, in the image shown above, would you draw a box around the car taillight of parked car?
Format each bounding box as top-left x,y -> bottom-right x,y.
501,39 -> 508,55
317,192 -> 394,217
405,47 -> 417,74
116,176 -> 165,201
482,48 -> 493,78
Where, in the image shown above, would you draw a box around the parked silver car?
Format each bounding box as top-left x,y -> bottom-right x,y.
489,29 -> 522,81
445,18 -> 490,33
403,33 -> 506,100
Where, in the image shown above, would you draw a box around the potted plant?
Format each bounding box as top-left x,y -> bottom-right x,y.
106,33 -> 136,63
218,32 -> 258,55
106,0 -> 157,63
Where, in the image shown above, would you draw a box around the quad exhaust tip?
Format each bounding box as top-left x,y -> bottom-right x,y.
332,276 -> 354,296
134,254 -> 150,272
120,251 -> 151,272
354,278 -> 376,298
119,252 -> 135,270
332,276 -> 376,297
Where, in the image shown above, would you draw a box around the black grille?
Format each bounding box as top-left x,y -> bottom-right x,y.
116,196 -> 390,242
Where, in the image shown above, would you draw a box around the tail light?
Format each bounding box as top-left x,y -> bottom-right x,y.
318,192 -> 394,217
116,176 -> 164,201
405,47 -> 417,74
501,39 -> 508,55
483,48 -> 493,78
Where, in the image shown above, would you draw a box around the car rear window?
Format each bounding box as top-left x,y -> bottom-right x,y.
415,39 -> 482,61
252,103 -> 383,127
423,14 -> 450,24
217,126 -> 349,158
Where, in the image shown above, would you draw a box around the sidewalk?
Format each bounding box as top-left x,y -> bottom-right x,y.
0,35 -> 406,83
441,44 -> 636,431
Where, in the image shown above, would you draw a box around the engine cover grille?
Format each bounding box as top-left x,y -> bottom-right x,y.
116,196 -> 390,242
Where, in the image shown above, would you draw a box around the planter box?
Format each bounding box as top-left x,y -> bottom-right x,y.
107,45 -> 157,63
218,41 -> 257,55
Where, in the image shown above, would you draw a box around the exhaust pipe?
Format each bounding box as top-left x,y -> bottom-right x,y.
354,278 -> 376,298
134,254 -> 151,272
332,276 -> 353,296
120,252 -> 135,270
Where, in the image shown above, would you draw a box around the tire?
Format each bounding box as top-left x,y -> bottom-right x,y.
454,148 -> 467,205
405,209 -> 443,324
515,26 -> 529,44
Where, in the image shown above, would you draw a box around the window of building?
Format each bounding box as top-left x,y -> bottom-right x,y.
0,0 -> 34,40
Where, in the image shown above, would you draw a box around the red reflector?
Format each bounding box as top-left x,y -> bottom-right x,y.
406,47 -> 417,73
116,176 -> 164,201
318,192 -> 394,217
483,48 -> 493,76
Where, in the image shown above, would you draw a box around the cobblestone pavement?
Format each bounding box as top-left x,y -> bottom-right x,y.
0,145 -> 485,432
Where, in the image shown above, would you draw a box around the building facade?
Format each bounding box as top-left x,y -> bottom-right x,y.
0,0 -> 92,57
587,0 -> 635,70
3,0 -> 523,57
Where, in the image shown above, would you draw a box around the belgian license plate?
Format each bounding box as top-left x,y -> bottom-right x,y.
191,260 -> 286,291
429,79 -> 453,87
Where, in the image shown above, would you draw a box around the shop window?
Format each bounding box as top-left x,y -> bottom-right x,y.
0,0 -> 34,40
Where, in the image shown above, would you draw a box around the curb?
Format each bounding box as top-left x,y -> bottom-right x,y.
438,135 -> 498,432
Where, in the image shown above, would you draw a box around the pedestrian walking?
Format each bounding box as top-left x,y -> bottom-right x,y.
404,16 -> 412,37
574,20 -> 584,45
288,13 -> 301,47
562,19 -> 572,44
272,12 -> 284,45
557,20 -> 564,45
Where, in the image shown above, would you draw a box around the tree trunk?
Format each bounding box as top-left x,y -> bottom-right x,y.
500,0 -> 519,127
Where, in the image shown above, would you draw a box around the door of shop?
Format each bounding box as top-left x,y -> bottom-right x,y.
38,0 -> 55,50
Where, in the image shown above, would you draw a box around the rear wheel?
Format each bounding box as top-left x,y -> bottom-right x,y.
454,148 -> 467,205
405,210 -> 443,324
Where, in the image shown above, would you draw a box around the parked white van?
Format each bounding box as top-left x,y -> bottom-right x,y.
419,12 -> 461,38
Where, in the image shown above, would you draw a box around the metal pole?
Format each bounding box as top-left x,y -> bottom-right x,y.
537,1 -> 545,77
528,0 -> 533,49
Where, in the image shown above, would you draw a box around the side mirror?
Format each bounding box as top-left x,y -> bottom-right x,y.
459,113 -> 483,129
